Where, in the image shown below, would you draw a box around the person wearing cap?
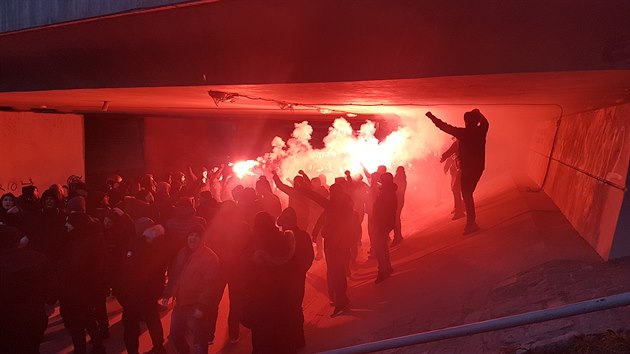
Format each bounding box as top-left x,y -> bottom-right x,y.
115,217 -> 168,354
163,223 -> 219,354
426,109 -> 489,234
372,173 -> 397,283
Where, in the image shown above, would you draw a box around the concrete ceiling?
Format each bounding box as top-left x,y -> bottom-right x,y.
0,70 -> 628,118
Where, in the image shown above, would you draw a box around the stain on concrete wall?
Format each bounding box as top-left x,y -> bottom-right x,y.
0,112 -> 84,194
542,104 -> 630,259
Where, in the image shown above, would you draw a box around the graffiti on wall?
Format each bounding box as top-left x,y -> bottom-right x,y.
0,177 -> 34,194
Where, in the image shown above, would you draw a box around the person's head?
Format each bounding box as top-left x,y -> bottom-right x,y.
311,177 -> 322,188
240,187 -> 257,204
464,109 -> 482,128
174,197 -> 195,217
22,185 -> 39,201
293,175 -> 305,189
253,211 -> 277,235
318,174 -> 327,186
174,171 -> 186,184
396,166 -> 405,175
49,184 -> 66,198
186,224 -> 205,250
255,176 -> 272,195
377,165 -> 387,174
67,196 -> 87,214
69,181 -> 88,198
231,185 -> 244,203
140,174 -> 156,192
329,183 -> 346,203
156,182 -> 171,198
201,167 -> 209,179
41,188 -> 63,210
276,207 -> 297,230
106,174 -> 123,190
1,193 -> 16,210
380,172 -> 395,186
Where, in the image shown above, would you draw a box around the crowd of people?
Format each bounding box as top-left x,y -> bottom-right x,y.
0,161 -> 407,354
0,108 -> 487,354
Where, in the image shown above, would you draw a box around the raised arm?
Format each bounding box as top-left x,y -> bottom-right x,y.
298,170 -> 311,185
361,163 -> 372,180
425,112 -> 465,139
272,171 -> 295,197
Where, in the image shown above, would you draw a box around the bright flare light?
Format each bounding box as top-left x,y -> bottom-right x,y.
232,160 -> 259,179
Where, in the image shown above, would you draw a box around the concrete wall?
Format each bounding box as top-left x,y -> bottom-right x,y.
0,112 -> 84,194
0,0 -> 198,33
528,104 -> 630,259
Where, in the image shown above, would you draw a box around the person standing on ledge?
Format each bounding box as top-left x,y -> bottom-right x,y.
426,109 -> 489,234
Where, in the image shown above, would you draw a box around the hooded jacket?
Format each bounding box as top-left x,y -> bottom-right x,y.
164,242 -> 219,309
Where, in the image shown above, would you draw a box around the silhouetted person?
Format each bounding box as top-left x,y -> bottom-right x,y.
441,138 -> 465,220
0,225 -> 51,354
115,217 -> 167,354
426,109 -> 489,234
392,166 -> 407,246
242,212 -> 297,354
205,200 -> 252,344
287,171 -> 355,317
58,205 -> 105,354
373,173 -> 397,283
256,176 -> 282,219
277,207 -> 314,351
272,171 -> 312,231
361,164 -> 386,259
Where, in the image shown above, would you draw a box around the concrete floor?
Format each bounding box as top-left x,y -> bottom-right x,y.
41,173 -> 626,354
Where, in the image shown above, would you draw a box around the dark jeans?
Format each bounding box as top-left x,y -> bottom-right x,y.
451,170 -> 465,213
208,274 -> 243,341
122,303 -> 164,354
374,228 -> 393,275
95,295 -> 109,333
170,305 -> 209,354
60,300 -> 103,354
460,169 -> 483,225
324,242 -> 349,308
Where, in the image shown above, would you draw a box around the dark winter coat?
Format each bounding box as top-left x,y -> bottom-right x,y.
115,225 -> 168,308
373,184 -> 398,233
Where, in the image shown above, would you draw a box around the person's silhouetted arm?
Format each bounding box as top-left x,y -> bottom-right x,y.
425,112 -> 465,139
298,170 -> 312,186
272,171 -> 295,197
361,163 -> 372,180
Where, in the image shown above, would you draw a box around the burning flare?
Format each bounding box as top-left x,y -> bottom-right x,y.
232,160 -> 259,179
